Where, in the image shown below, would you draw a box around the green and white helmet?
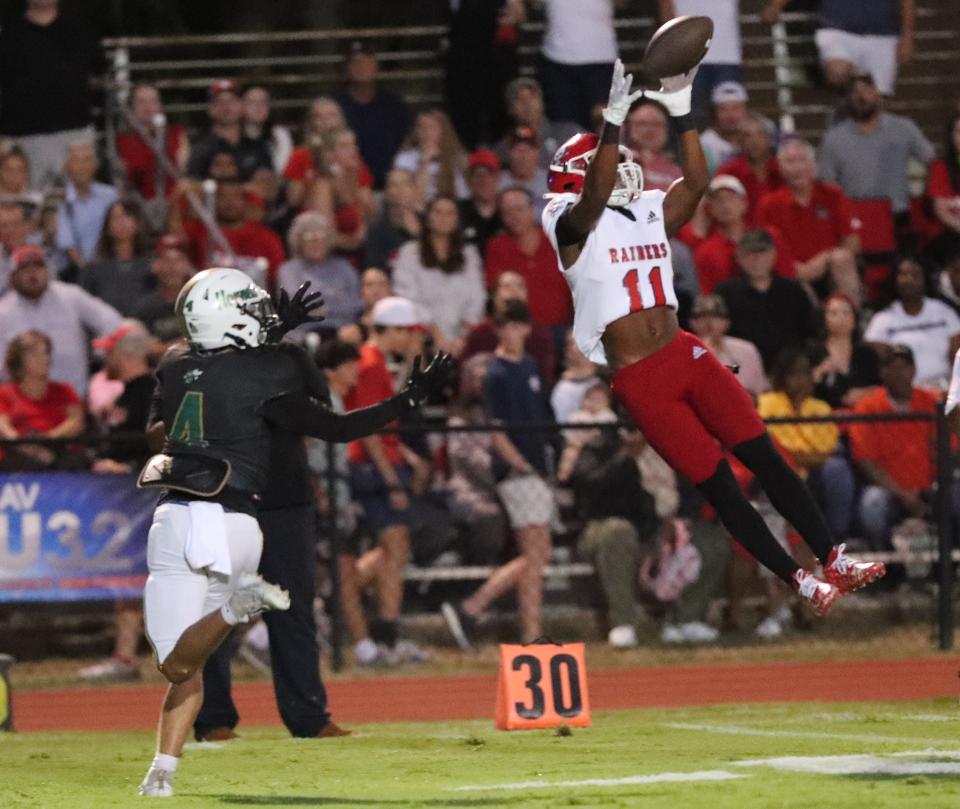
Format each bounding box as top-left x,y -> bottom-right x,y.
175,267 -> 278,350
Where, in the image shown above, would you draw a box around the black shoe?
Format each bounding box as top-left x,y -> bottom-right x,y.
441,601 -> 477,652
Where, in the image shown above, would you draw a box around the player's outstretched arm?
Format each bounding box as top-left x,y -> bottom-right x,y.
647,74 -> 709,238
557,60 -> 643,258
260,353 -> 454,442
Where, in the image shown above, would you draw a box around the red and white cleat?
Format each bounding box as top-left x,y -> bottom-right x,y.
823,543 -> 886,593
792,569 -> 842,616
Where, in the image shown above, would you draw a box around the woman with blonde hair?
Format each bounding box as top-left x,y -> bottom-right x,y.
392,108 -> 469,203
282,96 -> 349,208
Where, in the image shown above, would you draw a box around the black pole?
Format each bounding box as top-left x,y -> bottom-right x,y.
935,405 -> 954,651
325,440 -> 345,672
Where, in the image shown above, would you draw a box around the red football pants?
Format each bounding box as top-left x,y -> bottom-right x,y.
611,330 -> 765,484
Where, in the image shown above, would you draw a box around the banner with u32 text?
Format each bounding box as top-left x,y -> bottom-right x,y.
0,473 -> 157,603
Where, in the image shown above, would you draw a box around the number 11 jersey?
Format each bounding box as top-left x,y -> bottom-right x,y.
542,189 -> 678,365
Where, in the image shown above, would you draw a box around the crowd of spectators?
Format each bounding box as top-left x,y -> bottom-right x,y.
2,0 -> 958,663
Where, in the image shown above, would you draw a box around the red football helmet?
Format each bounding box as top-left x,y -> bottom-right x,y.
547,132 -> 643,206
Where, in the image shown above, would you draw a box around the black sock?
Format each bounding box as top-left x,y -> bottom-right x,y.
697,459 -> 800,585
733,434 -> 835,565
370,619 -> 398,648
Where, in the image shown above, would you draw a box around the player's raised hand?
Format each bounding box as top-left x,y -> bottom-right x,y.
603,58 -> 645,126
644,65 -> 698,117
401,352 -> 455,407
269,281 -> 325,341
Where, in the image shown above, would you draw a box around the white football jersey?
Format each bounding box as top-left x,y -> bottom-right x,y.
542,190 -> 678,364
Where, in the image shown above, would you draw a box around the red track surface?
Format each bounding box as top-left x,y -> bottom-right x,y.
12,657 -> 960,732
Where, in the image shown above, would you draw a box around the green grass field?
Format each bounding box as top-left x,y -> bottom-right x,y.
4,699 -> 960,808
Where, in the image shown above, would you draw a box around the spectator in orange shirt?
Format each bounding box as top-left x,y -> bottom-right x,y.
849,345 -> 938,550
694,174 -> 794,294
757,137 -> 861,305
716,112 -> 783,224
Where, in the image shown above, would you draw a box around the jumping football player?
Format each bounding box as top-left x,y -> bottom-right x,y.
541,61 -> 884,620
137,268 -> 449,797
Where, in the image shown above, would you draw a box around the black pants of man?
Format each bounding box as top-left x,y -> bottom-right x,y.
195,504 -> 331,738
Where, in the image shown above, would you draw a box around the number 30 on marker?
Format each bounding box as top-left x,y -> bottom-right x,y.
495,642 -> 592,730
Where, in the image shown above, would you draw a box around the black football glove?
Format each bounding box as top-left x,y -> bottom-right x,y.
399,352 -> 454,408
268,281 -> 325,342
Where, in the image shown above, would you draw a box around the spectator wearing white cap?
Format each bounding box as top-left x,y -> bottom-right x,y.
700,82 -> 752,173
694,174 -> 795,294
343,294 -> 431,666
0,245 -> 122,395
657,1 -> 744,124
763,0 -> 915,95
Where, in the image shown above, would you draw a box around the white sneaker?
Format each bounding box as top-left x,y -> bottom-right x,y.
608,624 -> 638,648
138,768 -> 174,798
226,574 -> 290,623
660,624 -> 684,644
393,639 -> 431,664
354,638 -> 379,665
679,621 -> 719,643
754,615 -> 784,639
78,657 -> 140,681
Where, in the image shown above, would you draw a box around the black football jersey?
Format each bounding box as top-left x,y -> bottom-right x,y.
149,343 -> 303,493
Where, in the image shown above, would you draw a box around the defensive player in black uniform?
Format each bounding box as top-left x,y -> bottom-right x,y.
137,268 -> 449,797
194,283 -> 351,742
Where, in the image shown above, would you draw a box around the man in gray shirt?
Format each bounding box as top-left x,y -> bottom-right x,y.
818,74 -> 933,224
0,245 -> 122,395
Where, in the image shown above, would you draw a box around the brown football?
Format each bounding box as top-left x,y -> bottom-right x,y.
641,15 -> 714,82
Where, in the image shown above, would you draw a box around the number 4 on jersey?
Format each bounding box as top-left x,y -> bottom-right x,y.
169,391 -> 207,447
622,266 -> 666,312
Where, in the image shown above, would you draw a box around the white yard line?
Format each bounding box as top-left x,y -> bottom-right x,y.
451,770 -> 746,792
664,722 -> 960,747
736,750 -> 960,776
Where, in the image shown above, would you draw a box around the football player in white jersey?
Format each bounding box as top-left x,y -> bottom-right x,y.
541,60 -> 884,615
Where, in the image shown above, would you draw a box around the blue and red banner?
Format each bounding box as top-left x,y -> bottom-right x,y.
0,473 -> 157,603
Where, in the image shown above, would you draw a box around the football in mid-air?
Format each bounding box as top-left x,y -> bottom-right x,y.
641,15 -> 713,81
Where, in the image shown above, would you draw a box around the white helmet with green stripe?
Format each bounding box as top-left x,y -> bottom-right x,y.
175,267 -> 278,350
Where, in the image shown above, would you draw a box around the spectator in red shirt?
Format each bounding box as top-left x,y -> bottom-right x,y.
757,137 -> 862,305
485,186 -> 573,331
181,177 -> 285,289
0,329 -> 83,470
849,345 -> 937,551
462,270 -> 556,386
694,174 -> 794,294
283,96 -> 348,208
716,112 -> 783,224
926,112 -> 960,251
116,84 -> 189,202
624,100 -> 681,193
344,296 -> 427,666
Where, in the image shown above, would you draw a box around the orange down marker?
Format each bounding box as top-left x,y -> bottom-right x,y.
495,642 -> 591,730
